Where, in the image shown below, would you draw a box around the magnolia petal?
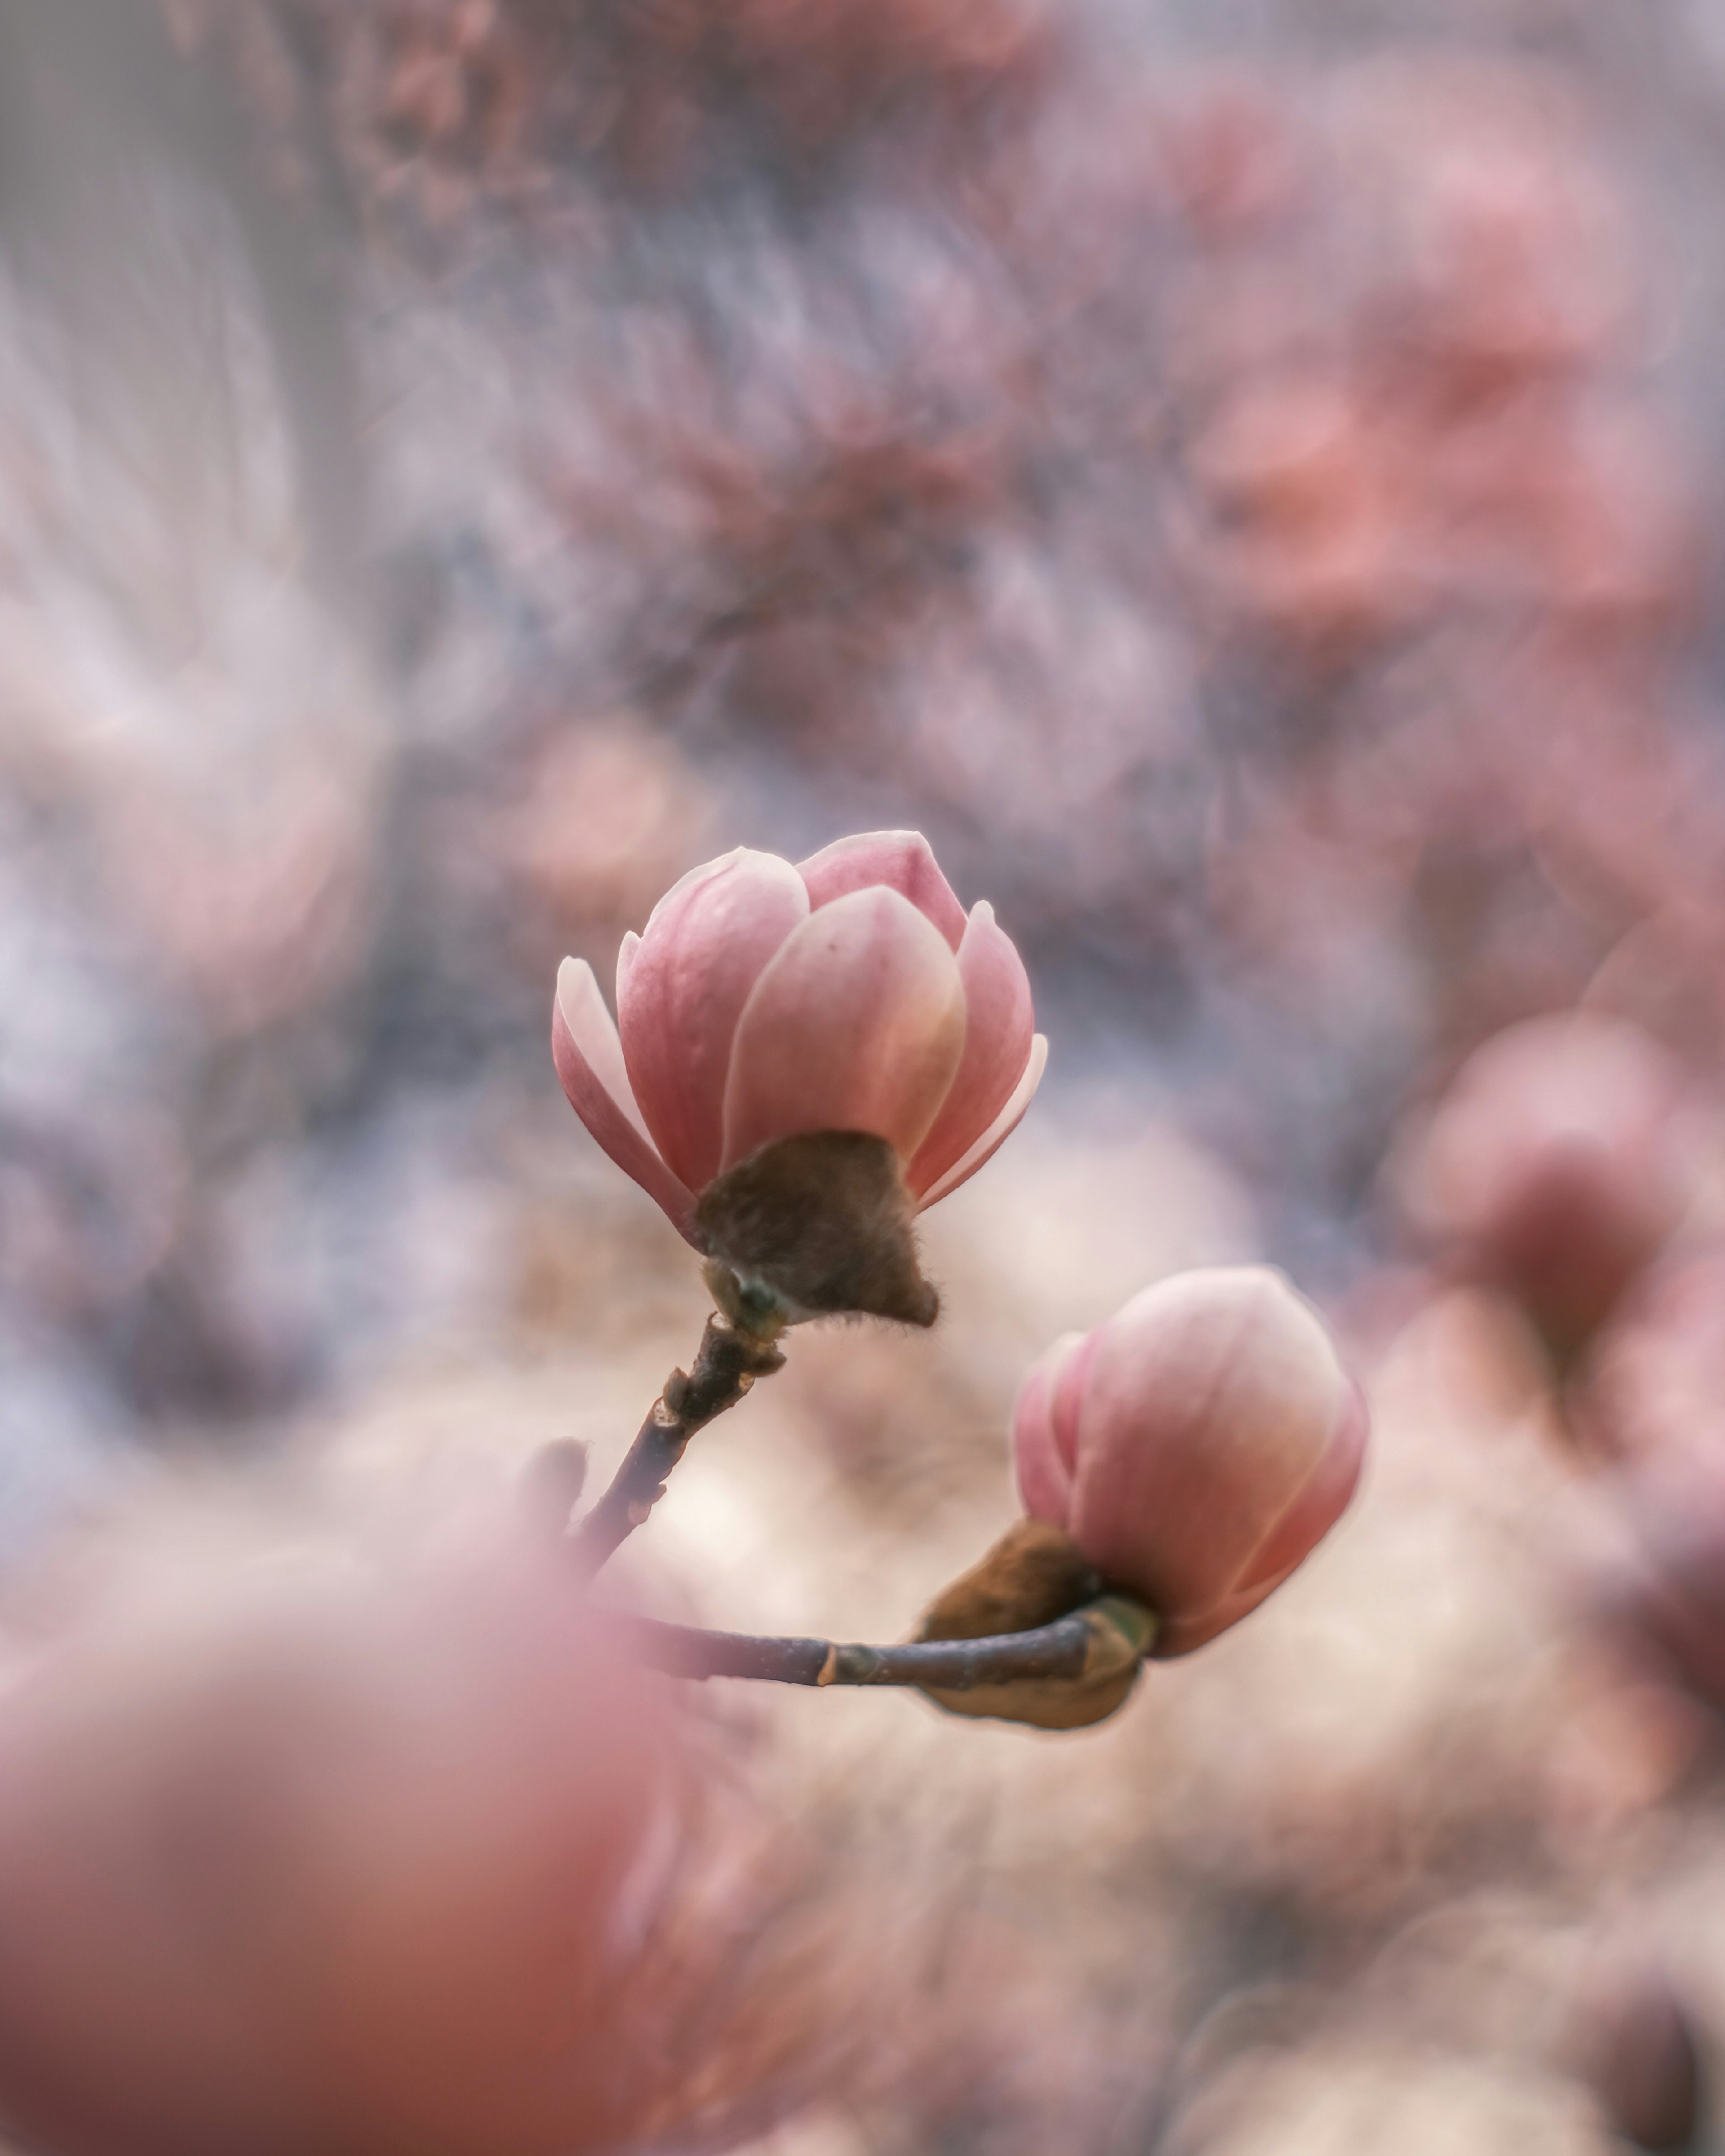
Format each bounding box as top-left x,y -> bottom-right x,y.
914,1033 -> 1048,1211
1049,1322 -> 1100,1480
641,848 -> 739,937
720,887 -> 966,1172
1012,1330 -> 1090,1529
796,831 -> 967,952
552,959 -> 699,1246
907,902 -> 1035,1197
1236,1380 -> 1368,1592
619,850 -> 809,1193
1071,1269 -> 1349,1629
1150,1580 -> 1285,1658
615,929 -> 641,1003
1150,1386 -> 1367,1656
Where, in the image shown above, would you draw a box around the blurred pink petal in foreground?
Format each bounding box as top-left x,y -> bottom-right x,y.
1013,1266 -> 1368,1657
1395,1012 -> 1696,1361
552,831 -> 1046,1244
0,1511 -> 685,2156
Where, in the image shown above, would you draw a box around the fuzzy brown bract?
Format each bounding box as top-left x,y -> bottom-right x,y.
697,1129 -> 940,1328
914,1519 -> 1143,1730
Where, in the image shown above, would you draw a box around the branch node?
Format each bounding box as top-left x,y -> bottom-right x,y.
568,1311 -> 788,1578
832,1643 -> 883,1683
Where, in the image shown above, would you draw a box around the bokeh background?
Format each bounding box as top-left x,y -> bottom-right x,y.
10,0 -> 1725,2149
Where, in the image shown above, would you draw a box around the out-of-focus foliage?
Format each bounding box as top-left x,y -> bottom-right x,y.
9,0 -> 1725,2148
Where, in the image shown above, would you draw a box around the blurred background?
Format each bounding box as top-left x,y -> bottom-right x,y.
11,0 -> 1725,2149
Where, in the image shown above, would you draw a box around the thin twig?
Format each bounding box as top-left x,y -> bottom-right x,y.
609,1611 -> 1101,1688
570,1315 -> 785,1577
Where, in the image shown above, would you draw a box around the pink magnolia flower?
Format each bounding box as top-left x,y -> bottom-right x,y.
552,832 -> 1047,1246
1013,1266 -> 1367,1656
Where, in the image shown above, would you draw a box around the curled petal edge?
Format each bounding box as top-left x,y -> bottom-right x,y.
915,1033 -> 1048,1211
907,901 -> 1035,1197
553,958 -> 700,1248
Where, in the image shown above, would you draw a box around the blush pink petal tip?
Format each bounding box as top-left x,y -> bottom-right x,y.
797,830 -> 968,950
552,959 -> 699,1248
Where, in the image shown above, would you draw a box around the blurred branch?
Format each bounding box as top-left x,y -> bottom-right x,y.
611,1609 -> 1109,1688
569,1314 -> 785,1577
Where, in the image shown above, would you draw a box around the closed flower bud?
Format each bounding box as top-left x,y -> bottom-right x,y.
1012,1266 -> 1367,1657
553,833 -> 1046,1325
1394,1013 -> 1694,1365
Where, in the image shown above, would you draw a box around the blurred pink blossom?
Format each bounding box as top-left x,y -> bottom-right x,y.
552,831 -> 1047,1243
1396,1013 -> 1696,1360
0,1509 -> 681,2156
1570,1244 -> 1725,1472
1013,1266 -> 1367,1657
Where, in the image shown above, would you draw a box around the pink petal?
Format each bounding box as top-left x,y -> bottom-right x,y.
1151,1582 -> 1283,1658
619,851 -> 809,1193
552,959 -> 699,1246
1050,1322 -> 1101,1480
719,887 -> 966,1171
1236,1381 -> 1368,1591
615,929 -> 641,1002
1070,1269 -> 1348,1635
1152,1388 -> 1367,1655
796,831 -> 967,952
914,1034 -> 1048,1211
1013,1330 -> 1092,1529
641,849 -> 736,935
907,902 -> 1035,1197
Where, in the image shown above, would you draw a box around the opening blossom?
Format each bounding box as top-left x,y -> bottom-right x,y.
1013,1266 -> 1368,1657
552,831 -> 1047,1263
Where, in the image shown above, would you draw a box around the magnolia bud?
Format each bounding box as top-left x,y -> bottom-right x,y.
1013,1267 -> 1367,1657
552,833 -> 1047,1321
1395,1013 -> 1693,1364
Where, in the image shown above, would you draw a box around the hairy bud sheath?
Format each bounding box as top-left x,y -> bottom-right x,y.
1013,1266 -> 1367,1656
913,1520 -> 1152,1729
552,832 -> 1046,1323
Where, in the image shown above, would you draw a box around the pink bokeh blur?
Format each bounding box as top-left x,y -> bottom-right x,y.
6,1 -> 1725,2150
